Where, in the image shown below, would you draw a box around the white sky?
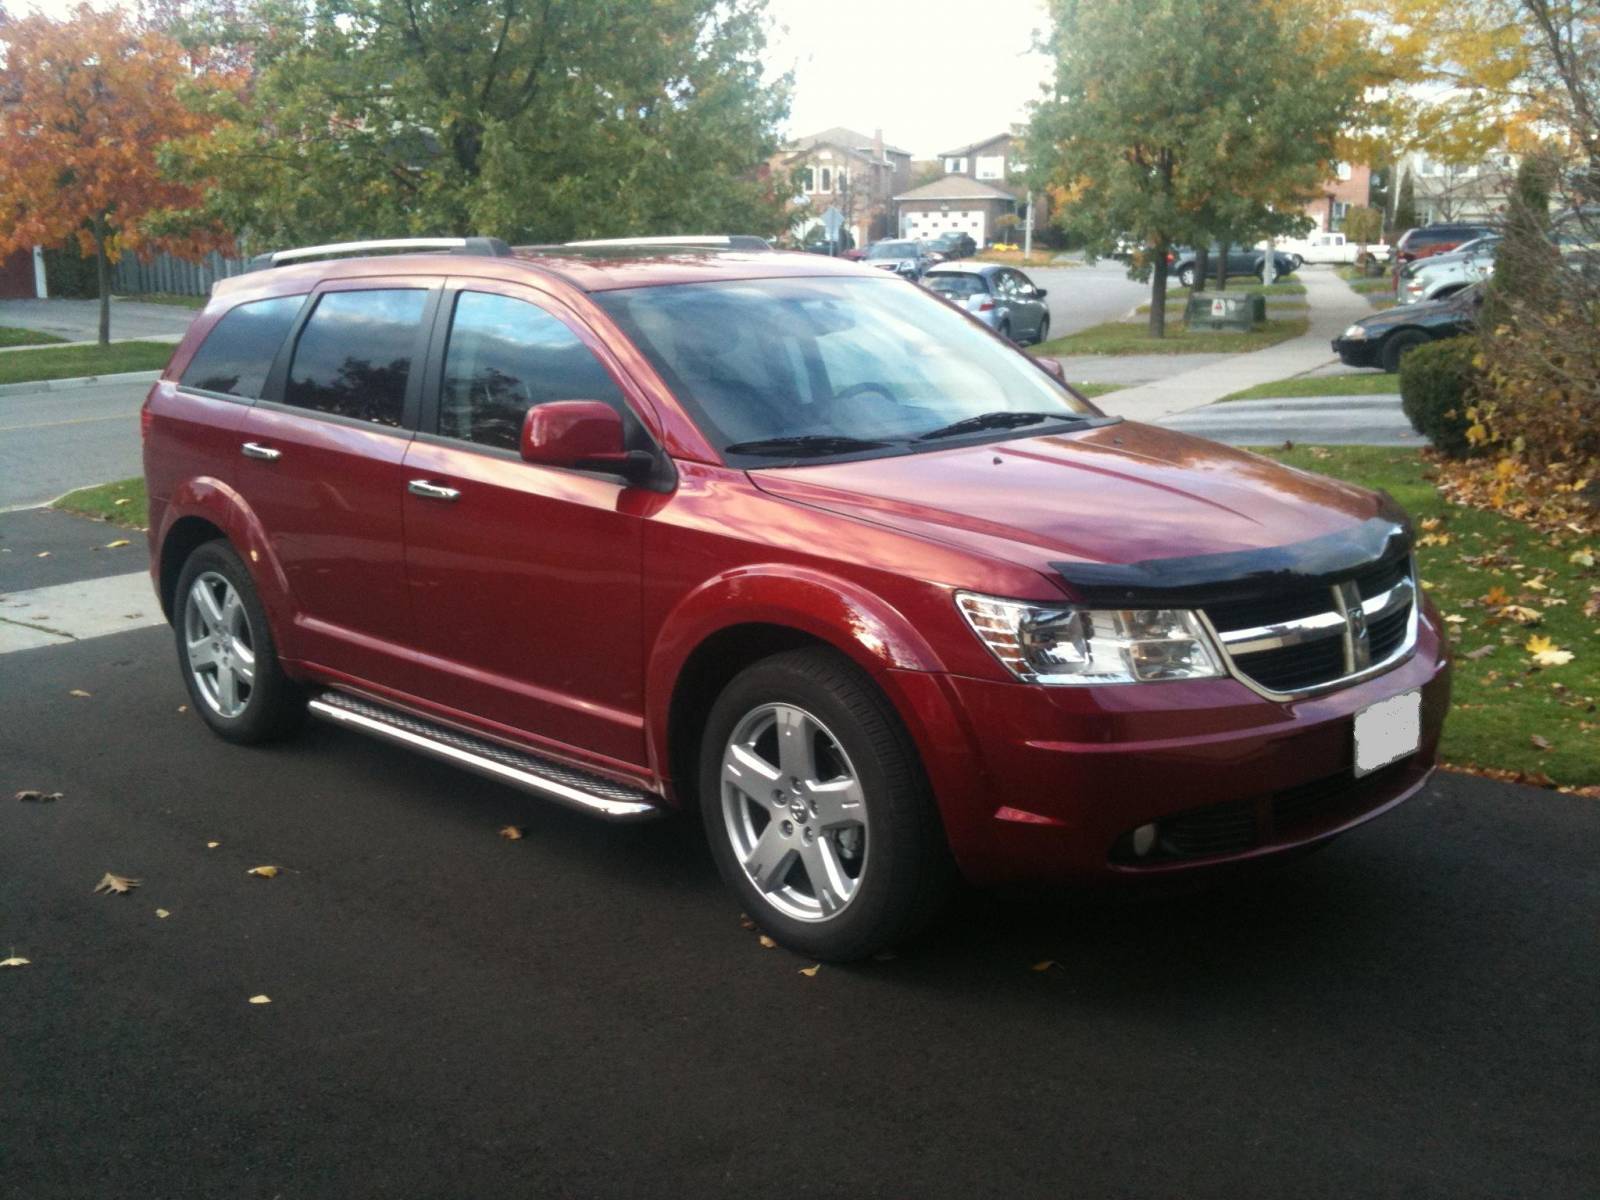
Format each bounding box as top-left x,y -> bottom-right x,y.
10,0 -> 1058,159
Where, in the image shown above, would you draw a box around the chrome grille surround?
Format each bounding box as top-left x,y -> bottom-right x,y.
1198,557 -> 1419,701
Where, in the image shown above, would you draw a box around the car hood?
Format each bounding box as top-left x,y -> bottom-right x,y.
749,421 -> 1392,586
1350,292 -> 1471,332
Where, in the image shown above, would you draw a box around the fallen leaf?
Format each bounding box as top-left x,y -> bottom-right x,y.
1586,591 -> 1600,620
1464,645 -> 1496,661
104,539 -> 130,549
0,954 -> 29,969
1416,532 -> 1451,548
246,865 -> 280,878
1500,605 -> 1543,624
1443,614 -> 1467,625
15,789 -> 62,802
155,909 -> 171,919
94,873 -> 140,895
798,964 -> 820,977
1522,577 -> 1548,591
1531,734 -> 1553,751
1031,960 -> 1058,973
758,935 -> 776,949
206,840 -> 219,848
1571,548 -> 1596,568
1419,517 -> 1441,531
35,551 -> 49,558
1482,586 -> 1511,607
737,913 -> 757,931
177,704 -> 188,713
248,994 -> 271,1005
1525,634 -> 1574,667
113,497 -> 131,506
497,825 -> 524,840
68,689 -> 91,698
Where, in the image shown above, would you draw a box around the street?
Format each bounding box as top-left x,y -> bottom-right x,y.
0,377 -> 150,510
2,510 -> 1597,1198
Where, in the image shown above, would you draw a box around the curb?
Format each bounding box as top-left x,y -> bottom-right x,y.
0,370 -> 162,398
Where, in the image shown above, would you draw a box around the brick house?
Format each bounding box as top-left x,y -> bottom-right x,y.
895,131 -> 1046,246
770,127 -> 913,248
1301,162 -> 1374,232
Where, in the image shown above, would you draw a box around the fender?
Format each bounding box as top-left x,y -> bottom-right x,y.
157,477 -> 303,661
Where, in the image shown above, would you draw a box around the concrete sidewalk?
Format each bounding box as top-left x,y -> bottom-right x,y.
1094,267 -> 1374,422
1157,393 -> 1422,448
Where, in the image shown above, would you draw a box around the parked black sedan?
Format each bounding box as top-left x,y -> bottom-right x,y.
1332,284 -> 1482,372
927,231 -> 978,260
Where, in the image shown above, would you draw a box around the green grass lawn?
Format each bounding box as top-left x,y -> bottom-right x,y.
119,292 -> 208,309
1071,382 -> 1125,399
1034,316 -> 1309,357
1256,446 -> 1599,789
52,477 -> 148,529
0,341 -> 173,386
1219,372 -> 1399,402
0,325 -> 68,348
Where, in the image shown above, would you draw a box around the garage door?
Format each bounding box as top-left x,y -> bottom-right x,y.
902,209 -> 986,245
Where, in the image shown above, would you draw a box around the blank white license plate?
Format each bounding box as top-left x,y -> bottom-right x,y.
1353,690 -> 1422,776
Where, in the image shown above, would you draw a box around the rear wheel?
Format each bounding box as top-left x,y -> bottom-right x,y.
1177,264 -> 1196,288
1035,314 -> 1051,344
175,540 -> 305,743
1381,328 -> 1431,374
699,648 -> 952,961
998,319 -> 1013,343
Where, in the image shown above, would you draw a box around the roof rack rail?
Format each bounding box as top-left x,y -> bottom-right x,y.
245,236 -> 514,273
563,235 -> 771,251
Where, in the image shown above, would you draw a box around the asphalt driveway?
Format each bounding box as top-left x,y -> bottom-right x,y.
1,514 -> 1595,1199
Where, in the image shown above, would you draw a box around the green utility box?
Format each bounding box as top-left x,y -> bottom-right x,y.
1184,292 -> 1266,331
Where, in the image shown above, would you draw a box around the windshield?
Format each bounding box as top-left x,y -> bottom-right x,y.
594,276 -> 1095,460
924,273 -> 987,297
867,241 -> 917,259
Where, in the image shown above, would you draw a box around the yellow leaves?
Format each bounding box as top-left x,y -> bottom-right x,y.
1416,532 -> 1451,548
0,953 -> 30,969
248,994 -> 271,1005
497,826 -> 524,841
1031,960 -> 1059,972
68,688 -> 91,697
1530,734 -> 1553,752
1499,605 -> 1543,625
1525,635 -> 1574,667
1482,586 -> 1511,607
798,965 -> 820,977
1571,548 -> 1596,568
245,865 -> 279,878
155,908 -> 170,919
104,539 -> 130,549
758,935 -> 777,949
1522,577 -> 1548,591
205,840 -> 219,849
93,872 -> 139,895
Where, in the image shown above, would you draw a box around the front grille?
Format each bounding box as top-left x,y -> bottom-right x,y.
1273,761 -> 1411,832
1159,799 -> 1257,858
1203,556 -> 1416,696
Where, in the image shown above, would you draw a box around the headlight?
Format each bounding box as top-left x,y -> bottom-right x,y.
1342,323 -> 1369,339
955,593 -> 1226,685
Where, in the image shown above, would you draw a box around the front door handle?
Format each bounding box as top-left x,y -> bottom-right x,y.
241,442 -> 281,461
407,479 -> 461,502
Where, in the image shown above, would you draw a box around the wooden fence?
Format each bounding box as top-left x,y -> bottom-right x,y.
112,250 -> 250,297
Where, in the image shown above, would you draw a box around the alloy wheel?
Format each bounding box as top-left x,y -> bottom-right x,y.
183,571 -> 256,719
720,703 -> 869,922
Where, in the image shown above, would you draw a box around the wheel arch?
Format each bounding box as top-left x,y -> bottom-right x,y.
158,515 -> 228,620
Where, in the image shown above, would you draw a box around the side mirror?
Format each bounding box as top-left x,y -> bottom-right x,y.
521,401 -> 651,482
1032,355 -> 1067,382
1033,286 -> 1049,298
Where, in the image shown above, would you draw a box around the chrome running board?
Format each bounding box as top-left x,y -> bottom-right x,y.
308,691 -> 663,822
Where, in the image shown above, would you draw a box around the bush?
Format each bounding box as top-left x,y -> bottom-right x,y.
1400,336 -> 1481,457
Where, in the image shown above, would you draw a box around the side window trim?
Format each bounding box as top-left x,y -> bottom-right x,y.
261,277 -> 442,431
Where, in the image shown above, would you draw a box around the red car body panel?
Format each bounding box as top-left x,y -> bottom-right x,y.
143,246 -> 1451,887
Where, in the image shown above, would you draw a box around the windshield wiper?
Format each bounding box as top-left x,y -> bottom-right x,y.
723,434 -> 893,457
914,411 -> 1089,442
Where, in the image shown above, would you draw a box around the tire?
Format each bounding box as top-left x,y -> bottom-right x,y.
1177,265 -> 1195,288
1292,254 -> 1305,270
698,648 -> 953,961
1035,314 -> 1050,345
1381,328 -> 1431,374
998,319 -> 1013,343
174,539 -> 305,744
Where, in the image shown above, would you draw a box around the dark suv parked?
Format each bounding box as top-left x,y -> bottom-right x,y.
143,236 -> 1449,960
1169,245 -> 1298,288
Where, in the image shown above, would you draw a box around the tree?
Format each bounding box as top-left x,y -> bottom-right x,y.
1344,205 -> 1384,249
1028,0 -> 1370,335
184,0 -> 791,245
0,6 -> 238,343
1393,168 -> 1418,232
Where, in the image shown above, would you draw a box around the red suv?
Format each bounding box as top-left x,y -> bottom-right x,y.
143,237 -> 1451,960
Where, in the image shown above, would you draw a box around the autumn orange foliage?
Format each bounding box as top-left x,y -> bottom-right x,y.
0,5 -> 241,339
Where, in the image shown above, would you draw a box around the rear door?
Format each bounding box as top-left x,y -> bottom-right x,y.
235,279 -> 438,690
397,280 -> 651,767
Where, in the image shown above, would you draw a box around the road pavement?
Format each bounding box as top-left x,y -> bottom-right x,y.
1,510 -> 1596,1199
0,297 -> 197,342
0,377 -> 150,509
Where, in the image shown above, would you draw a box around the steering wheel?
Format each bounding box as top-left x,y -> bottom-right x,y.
833,381 -> 897,404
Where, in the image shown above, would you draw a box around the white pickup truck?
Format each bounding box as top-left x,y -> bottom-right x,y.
1275,231 -> 1391,266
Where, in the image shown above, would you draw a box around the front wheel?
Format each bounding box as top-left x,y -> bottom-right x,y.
175,540 -> 305,743
699,649 -> 952,961
1035,314 -> 1050,345
1381,328 -> 1431,374
1177,265 -> 1196,288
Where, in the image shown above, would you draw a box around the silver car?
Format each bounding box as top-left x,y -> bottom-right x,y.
1398,235 -> 1500,305
922,263 -> 1051,344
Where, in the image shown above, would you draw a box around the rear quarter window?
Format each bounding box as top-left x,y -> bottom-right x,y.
179,295 -> 305,398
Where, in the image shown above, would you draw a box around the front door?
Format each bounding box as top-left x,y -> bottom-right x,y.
235,281 -> 435,691
399,282 -> 650,769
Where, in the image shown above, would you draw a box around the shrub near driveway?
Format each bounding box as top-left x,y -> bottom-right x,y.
1399,336 -> 1481,457
1259,445 -> 1599,791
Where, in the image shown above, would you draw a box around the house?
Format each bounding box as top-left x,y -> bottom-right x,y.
1397,151 -> 1518,226
1302,162 -> 1373,232
769,127 -> 913,247
0,247 -> 47,299
895,130 -> 1046,246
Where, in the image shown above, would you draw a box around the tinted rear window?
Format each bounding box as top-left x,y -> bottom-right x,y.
179,296 -> 303,398
925,273 -> 987,297
284,289 -> 427,428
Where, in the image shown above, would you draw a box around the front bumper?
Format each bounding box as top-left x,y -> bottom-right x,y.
1332,336 -> 1382,368
889,609 -> 1451,887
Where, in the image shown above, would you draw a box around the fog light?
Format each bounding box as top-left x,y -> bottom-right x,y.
1131,823 -> 1158,857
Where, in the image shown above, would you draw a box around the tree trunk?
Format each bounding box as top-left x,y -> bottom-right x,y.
93,217 -> 111,346
1148,240 -> 1169,337
1193,246 -> 1209,292
1216,240 -> 1230,291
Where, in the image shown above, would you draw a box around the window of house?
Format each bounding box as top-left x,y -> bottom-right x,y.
1334,161 -> 1353,181
284,289 -> 426,428
820,167 -> 832,193
438,291 -> 629,452
975,155 -> 1004,180
802,166 -> 817,193
944,156 -> 967,173
180,295 -> 304,398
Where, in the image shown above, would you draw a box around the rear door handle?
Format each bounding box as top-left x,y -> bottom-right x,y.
407,479 -> 460,502
241,442 -> 281,461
